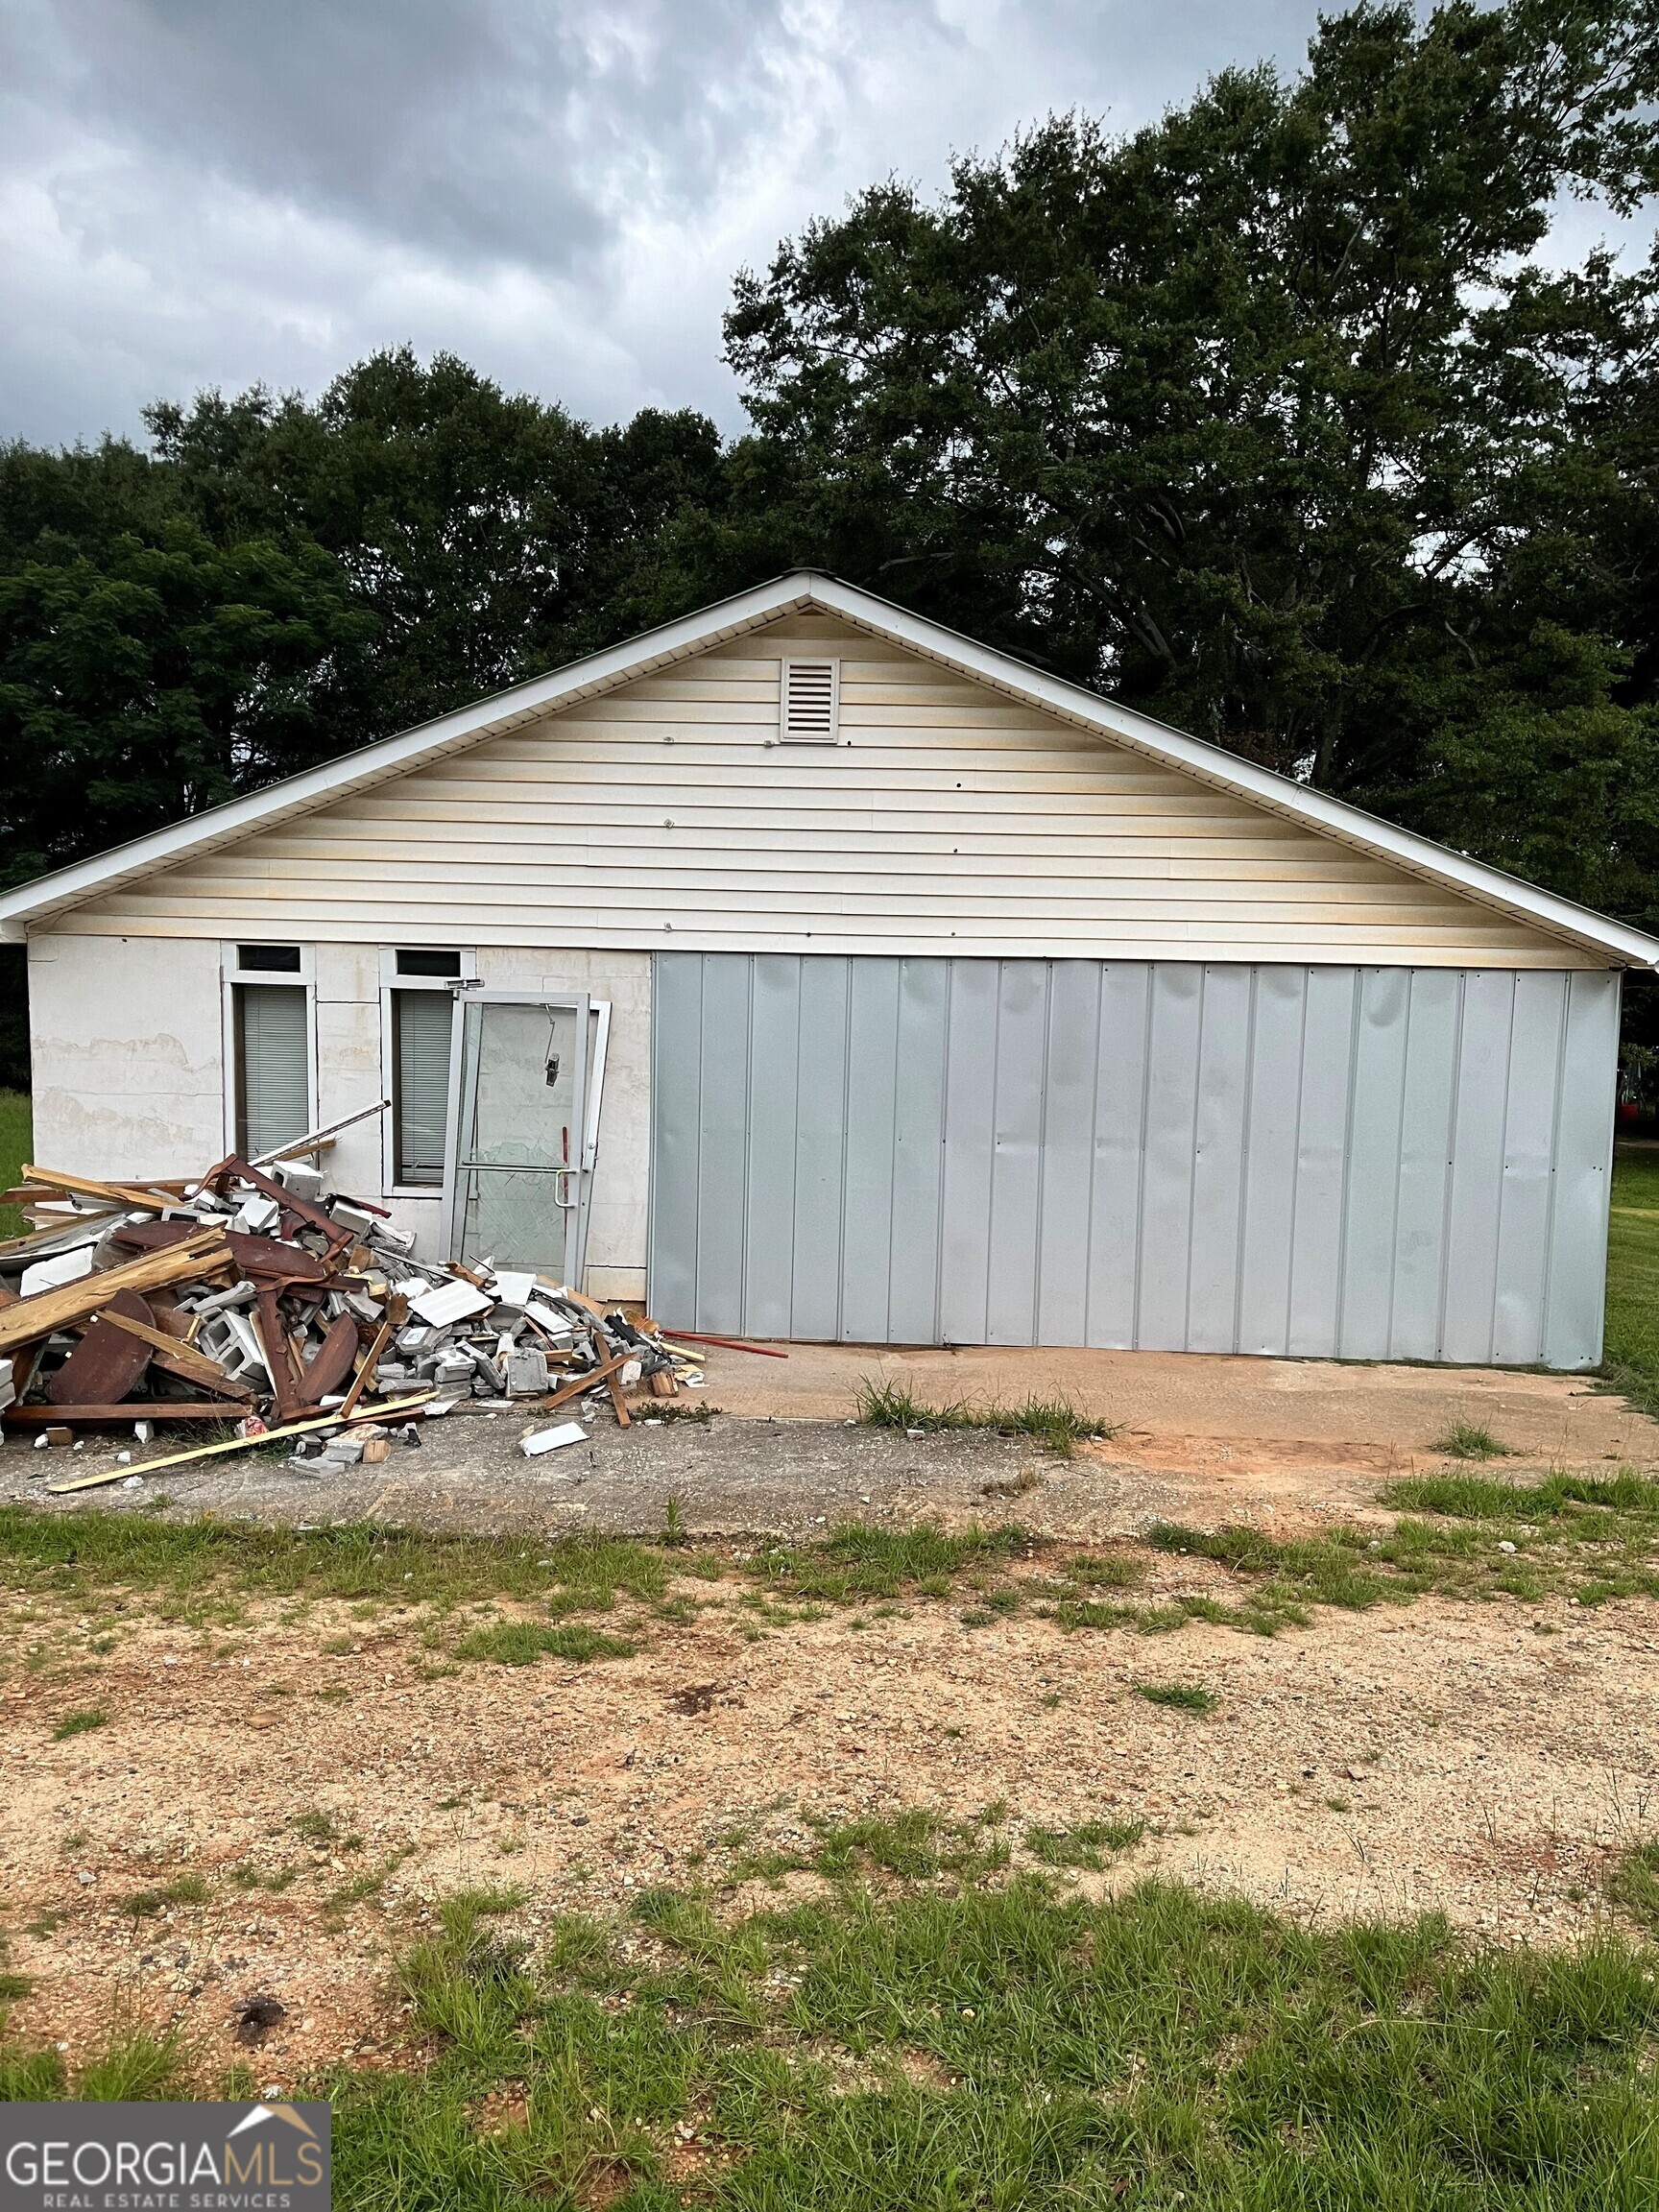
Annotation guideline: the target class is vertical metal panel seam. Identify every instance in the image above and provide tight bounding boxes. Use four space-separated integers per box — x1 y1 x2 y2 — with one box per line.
1333 969 1362 1357
982 963 1004 1345
1030 960 1054 1343
882 960 903 1343
738 955 757 1337
932 959 954 1345
1182 965 1209 1353
691 956 708 1323
1130 965 1155 1351
836 957 854 1342
1382 970 1414 1359
1081 961 1106 1346
1536 972 1572 1367
786 955 805 1339
1484 973 1520 1365
1433 972 1468 1361
1230 965 1260 1356
1282 971 1311 1354
646 954 661 1311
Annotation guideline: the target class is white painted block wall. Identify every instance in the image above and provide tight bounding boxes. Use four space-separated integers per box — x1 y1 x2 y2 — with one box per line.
25 933 653 1300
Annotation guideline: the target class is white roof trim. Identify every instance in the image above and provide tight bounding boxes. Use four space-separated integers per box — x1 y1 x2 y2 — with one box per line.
3 569 1654 967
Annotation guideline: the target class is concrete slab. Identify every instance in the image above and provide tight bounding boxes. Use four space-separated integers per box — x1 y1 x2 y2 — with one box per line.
679 1338 1659 1474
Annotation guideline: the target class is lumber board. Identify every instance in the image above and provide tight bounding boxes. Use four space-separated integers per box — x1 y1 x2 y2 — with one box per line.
0 1231 230 1355
537 1349 629 1415
7 1402 249 1424
45 1392 437 1492
24 1164 179 1211
338 1319 392 1419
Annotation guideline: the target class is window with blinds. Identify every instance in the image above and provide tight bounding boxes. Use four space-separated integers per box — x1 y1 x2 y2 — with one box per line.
393 989 454 1186
780 658 839 741
234 984 309 1158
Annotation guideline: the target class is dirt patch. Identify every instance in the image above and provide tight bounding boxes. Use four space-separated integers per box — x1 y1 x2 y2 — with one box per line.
4 1563 1657 2079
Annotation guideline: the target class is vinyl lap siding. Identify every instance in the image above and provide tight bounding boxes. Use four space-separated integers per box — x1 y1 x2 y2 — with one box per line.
66 615 1595 967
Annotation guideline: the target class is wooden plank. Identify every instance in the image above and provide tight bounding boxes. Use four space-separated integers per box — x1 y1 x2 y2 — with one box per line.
45 1288 155 1407
24 1164 180 1210
604 1367 632 1429
0 1232 230 1356
538 1350 629 1415
8 1402 249 1424
337 1319 393 1420
89 1305 252 1398
44 1392 437 1491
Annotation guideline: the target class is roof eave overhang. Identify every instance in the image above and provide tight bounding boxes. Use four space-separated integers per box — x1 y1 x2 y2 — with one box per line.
1 568 1653 971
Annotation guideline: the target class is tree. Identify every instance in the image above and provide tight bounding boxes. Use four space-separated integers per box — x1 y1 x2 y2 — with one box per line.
723 1 1659 862
146 349 729 743
0 523 372 887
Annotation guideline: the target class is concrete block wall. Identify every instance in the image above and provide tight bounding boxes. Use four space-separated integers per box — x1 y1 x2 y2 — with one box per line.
25 933 652 1301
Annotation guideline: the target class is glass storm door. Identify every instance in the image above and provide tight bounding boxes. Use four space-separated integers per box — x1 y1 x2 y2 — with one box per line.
444 994 590 1281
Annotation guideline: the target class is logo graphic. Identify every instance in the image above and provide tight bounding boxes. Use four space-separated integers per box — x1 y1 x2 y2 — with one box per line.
0 2100 330 2211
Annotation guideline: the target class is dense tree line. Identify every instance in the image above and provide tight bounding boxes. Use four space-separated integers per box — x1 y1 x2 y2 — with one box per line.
6 0 1659 1084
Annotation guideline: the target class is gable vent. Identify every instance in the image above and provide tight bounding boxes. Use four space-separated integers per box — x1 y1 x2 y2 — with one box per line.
780 658 839 742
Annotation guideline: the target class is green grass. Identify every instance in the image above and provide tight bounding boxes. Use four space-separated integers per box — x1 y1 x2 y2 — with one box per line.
452 1621 636 1668
1607 1839 1659 1933
49 1706 107 1741
856 1380 1118 1457
1431 1422 1513 1460
12 1864 1659 2209
1605 1144 1659 1416
1144 1474 1659 1615
0 1508 673 1621
0 1089 30 1239
1024 1818 1146 1869
126 1873 211 1917
745 1521 1027 1605
1133 1681 1217 1715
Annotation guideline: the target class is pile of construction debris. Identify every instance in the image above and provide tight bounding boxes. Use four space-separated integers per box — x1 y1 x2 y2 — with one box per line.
0 1144 711 1488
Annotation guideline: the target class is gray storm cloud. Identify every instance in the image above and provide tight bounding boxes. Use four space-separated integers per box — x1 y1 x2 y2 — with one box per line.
0 0 1325 444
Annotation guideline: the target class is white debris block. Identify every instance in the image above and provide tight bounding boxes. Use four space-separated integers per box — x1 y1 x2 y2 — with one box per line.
410 1278 493 1329
274 1160 326 1204
619 1358 643 1387
523 1302 575 1347
520 1422 586 1457
20 1243 96 1297
489 1269 537 1310
232 1193 282 1234
506 1346 550 1396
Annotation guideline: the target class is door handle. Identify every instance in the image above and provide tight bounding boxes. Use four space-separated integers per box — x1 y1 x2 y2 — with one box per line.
553 1169 580 1208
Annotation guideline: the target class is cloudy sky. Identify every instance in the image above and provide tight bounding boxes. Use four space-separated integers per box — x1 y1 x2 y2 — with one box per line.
0 0 1431 447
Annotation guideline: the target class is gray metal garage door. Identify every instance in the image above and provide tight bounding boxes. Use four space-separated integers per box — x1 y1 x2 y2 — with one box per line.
649 954 1619 1367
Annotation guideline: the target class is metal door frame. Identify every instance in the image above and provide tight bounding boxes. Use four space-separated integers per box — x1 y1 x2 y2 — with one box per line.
441 990 591 1283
